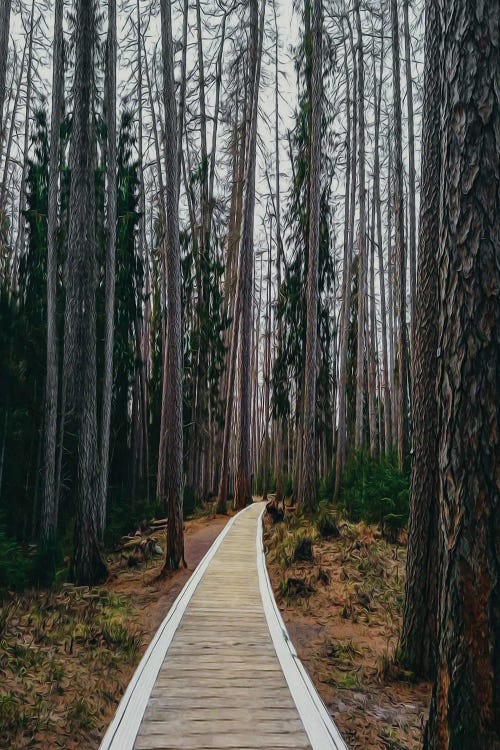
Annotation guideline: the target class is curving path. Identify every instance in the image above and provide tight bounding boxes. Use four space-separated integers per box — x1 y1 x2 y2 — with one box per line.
99 501 347 750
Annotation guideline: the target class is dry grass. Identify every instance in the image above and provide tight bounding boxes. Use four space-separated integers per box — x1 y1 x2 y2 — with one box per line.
264 509 431 750
0 586 142 748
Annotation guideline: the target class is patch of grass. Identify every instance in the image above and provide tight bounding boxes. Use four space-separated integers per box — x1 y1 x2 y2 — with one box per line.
279 576 315 600
266 519 317 569
67 697 99 730
0 693 24 731
314 502 340 539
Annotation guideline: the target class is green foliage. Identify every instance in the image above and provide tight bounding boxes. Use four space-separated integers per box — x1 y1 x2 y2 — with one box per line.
314 502 340 539
337 452 409 536
267 522 316 569
0 528 33 592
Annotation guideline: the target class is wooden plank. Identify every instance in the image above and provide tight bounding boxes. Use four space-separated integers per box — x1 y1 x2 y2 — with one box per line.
134 733 312 749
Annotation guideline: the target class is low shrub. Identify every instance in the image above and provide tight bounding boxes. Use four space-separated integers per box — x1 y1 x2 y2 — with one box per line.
0 527 33 592
337 452 409 536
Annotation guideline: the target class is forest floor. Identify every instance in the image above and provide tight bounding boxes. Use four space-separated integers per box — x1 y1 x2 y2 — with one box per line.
0 510 230 750
264 510 432 750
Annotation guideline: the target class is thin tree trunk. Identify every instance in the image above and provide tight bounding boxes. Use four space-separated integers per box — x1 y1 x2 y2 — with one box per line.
233 0 266 510
354 1 366 453
12 0 35 291
403 0 416 344
299 0 322 510
0 0 12 148
391 0 409 469
400 0 440 680
334 36 356 500
41 0 64 544
1 40 26 206
159 0 184 570
368 184 377 458
98 0 117 538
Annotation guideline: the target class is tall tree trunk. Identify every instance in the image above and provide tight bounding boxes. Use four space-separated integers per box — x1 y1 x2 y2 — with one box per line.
67 0 107 585
424 2 500 746
159 0 184 570
368 186 377 458
334 35 356 500
400 0 440 680
233 0 265 510
1 39 26 207
273 0 285 505
98 0 117 538
12 0 35 292
41 0 64 544
391 0 409 469
299 0 322 510
403 0 416 343
354 1 366 452
373 19 391 454
0 0 11 148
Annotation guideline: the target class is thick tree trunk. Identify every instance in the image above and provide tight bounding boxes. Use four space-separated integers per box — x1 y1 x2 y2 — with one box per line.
299 0 322 510
68 0 107 586
424 2 500 746
400 0 440 679
354 2 366 453
41 0 64 544
233 0 265 510
98 0 117 538
390 0 409 469
160 0 184 570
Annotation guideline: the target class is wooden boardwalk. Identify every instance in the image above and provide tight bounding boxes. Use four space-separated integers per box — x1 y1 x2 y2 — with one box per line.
100 502 347 750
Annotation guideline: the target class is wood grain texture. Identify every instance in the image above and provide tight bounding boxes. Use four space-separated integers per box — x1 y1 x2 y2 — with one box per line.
134 503 313 750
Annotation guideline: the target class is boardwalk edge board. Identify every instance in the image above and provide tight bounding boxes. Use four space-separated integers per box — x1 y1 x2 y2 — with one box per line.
256 506 349 750
99 503 256 750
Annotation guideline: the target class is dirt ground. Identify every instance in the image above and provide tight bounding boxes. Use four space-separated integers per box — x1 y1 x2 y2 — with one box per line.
264 513 431 750
0 512 230 750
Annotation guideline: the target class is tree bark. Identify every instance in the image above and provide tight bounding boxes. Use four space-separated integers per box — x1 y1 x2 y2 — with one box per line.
159 0 184 570
335 33 356 500
233 0 265 510
390 0 409 469
98 0 117 538
41 0 64 544
400 0 440 679
0 0 11 148
67 0 107 586
299 0 322 510
354 1 366 453
403 0 416 344
424 2 500 746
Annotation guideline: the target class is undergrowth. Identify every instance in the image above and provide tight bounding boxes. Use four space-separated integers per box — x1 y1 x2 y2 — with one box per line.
0 586 143 747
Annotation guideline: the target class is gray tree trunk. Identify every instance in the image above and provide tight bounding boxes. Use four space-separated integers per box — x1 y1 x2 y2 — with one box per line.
98 0 117 538
334 34 357 500
233 0 265 509
41 0 64 544
354 1 367 453
391 0 409 469
299 0 322 510
0 0 11 148
159 0 184 569
67 0 107 585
